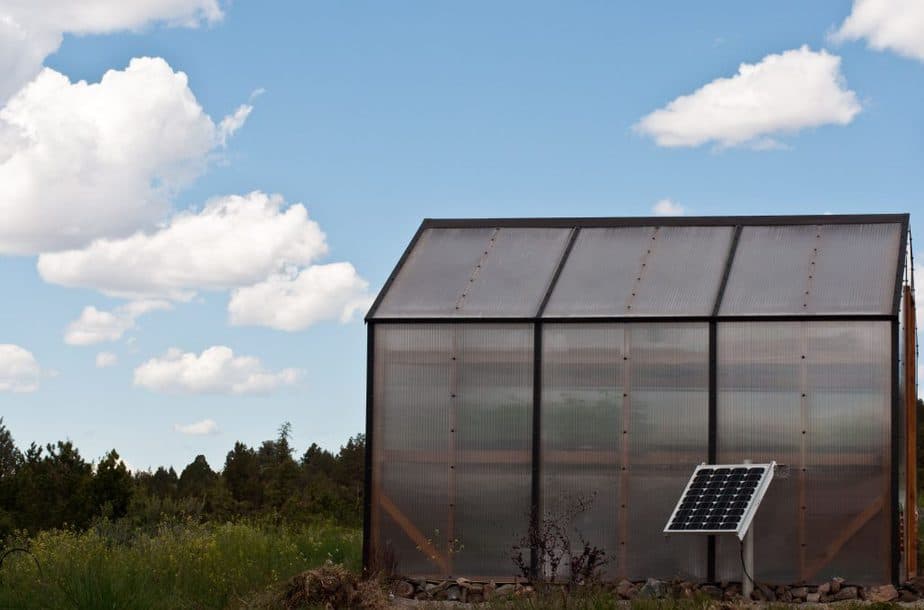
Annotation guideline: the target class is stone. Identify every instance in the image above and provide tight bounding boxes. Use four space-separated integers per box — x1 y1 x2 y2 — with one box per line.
444 585 461 601
791 586 808 599
806 592 821 603
777 586 793 603
468 591 484 603
900 589 919 603
908 575 924 595
495 584 516 597
817 582 831 595
392 580 415 598
830 576 845 594
616 579 635 599
426 581 448 593
758 583 777 602
722 583 740 601
482 582 496 600
866 584 898 602
832 586 858 601
699 585 725 599
455 577 471 588
637 578 668 599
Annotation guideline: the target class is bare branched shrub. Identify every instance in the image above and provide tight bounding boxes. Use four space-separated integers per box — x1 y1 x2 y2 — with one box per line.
511 493 608 588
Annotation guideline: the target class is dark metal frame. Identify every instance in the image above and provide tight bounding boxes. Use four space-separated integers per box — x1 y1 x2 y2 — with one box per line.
363 213 910 583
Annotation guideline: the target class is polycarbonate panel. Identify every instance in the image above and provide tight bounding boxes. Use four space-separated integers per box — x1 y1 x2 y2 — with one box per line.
373 227 569 318
543 226 733 317
452 327 534 576
373 325 453 576
719 224 902 315
541 323 708 581
372 323 533 578
716 321 891 585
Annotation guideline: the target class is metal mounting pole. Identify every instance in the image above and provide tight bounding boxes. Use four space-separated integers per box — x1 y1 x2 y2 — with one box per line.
742 525 754 599
742 458 754 599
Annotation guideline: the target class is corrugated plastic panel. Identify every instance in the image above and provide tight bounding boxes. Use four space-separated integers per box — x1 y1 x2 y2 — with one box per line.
452 326 534 576
543 226 732 317
719 224 902 315
373 324 453 576
373 227 569 318
716 321 891 585
372 323 533 578
541 324 623 580
541 323 708 581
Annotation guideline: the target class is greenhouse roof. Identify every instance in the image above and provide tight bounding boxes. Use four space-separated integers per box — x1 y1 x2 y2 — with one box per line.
367 214 909 320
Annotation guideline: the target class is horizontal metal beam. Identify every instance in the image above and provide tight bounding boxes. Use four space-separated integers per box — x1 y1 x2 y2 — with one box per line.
368 314 897 324
422 213 908 230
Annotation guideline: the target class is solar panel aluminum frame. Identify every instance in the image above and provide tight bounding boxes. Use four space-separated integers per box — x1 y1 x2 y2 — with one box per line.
663 462 776 541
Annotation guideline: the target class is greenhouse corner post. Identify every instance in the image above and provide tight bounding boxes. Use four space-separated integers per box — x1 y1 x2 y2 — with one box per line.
891 218 909 583
363 321 374 573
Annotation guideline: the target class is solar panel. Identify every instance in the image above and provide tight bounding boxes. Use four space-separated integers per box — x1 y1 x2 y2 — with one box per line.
663 462 775 540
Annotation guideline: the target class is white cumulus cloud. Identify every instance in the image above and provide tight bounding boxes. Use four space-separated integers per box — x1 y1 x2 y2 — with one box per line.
65 300 171 346
0 0 222 102
95 352 118 368
174 418 218 436
0 343 41 392
229 263 373 331
634 46 861 149
652 198 685 216
0 57 250 254
831 0 924 62
38 192 327 300
134 346 300 395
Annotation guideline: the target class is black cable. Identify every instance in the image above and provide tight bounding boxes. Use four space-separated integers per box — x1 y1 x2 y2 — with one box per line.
739 540 755 594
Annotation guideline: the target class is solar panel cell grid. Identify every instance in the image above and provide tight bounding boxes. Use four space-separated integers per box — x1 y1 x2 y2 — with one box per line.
664 464 773 535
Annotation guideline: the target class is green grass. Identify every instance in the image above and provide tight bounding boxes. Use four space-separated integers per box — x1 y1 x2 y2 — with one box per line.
0 519 360 610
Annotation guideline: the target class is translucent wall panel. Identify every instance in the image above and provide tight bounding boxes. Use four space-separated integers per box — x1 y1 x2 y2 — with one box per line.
541 323 709 581
543 226 732 317
374 228 570 318
720 224 902 315
372 324 533 578
716 321 891 585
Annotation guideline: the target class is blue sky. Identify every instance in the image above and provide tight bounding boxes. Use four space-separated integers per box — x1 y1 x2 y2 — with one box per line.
0 1 921 472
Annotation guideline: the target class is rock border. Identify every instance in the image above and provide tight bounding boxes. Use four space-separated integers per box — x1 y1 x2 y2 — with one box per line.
389 575 921 604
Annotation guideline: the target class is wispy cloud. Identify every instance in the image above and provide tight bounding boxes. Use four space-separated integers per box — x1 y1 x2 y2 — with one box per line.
652 199 685 216
173 419 219 436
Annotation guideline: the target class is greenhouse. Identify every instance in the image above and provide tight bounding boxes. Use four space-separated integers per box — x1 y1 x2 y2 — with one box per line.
363 213 915 585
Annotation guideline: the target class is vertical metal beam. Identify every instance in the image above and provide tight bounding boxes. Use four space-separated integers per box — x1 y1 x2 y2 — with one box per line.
798 325 809 581
530 227 576 578
892 318 901 584
362 323 375 573
904 285 918 577
706 225 738 583
707 321 717 582
530 321 542 578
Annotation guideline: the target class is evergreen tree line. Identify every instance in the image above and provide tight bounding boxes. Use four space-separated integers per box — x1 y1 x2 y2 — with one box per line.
0 420 364 539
